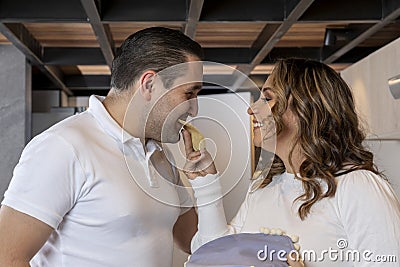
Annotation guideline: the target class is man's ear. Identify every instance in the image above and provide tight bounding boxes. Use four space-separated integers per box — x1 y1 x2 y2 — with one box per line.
139 70 156 101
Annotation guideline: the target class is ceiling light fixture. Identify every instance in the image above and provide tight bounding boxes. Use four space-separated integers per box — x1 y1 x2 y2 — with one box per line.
323 27 351 47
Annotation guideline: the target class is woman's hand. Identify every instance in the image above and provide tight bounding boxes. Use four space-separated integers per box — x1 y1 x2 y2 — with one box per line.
181 129 217 179
287 252 305 267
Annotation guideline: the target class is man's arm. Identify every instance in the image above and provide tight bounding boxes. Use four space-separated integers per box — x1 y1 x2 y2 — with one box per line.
172 207 198 254
0 205 53 267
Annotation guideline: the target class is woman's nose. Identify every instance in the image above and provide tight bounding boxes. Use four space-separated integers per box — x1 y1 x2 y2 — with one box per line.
247 106 253 115
247 102 257 115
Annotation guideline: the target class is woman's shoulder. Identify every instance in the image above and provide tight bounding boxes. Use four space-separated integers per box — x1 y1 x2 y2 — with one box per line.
335 169 395 199
336 169 383 185
336 169 384 187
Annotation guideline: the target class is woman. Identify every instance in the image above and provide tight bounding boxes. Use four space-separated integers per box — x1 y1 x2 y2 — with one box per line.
182 58 400 266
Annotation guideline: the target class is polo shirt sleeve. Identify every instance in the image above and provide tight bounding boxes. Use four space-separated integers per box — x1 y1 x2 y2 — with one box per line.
2 132 86 229
337 170 400 266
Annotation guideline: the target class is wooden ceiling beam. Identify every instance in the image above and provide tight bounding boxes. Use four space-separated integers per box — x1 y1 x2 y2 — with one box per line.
299 0 382 22
33 74 269 91
184 0 204 39
251 24 281 51
0 0 86 22
0 23 72 95
234 0 316 89
43 47 255 65
42 46 380 66
324 4 400 63
80 0 115 67
249 0 316 69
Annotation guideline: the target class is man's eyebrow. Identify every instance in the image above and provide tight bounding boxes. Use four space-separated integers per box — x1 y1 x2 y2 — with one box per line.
191 84 203 90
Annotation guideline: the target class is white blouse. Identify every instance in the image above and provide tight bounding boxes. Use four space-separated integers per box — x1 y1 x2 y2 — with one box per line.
190 170 400 267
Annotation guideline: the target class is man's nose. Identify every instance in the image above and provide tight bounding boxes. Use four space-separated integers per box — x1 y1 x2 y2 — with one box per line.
188 98 199 117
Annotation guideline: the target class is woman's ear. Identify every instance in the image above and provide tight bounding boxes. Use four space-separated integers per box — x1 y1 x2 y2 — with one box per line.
139 71 156 101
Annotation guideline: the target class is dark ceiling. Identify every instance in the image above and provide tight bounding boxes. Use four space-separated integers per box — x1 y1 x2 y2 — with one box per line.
0 0 399 96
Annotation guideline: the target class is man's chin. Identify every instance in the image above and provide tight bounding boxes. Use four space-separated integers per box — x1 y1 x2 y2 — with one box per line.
160 134 180 144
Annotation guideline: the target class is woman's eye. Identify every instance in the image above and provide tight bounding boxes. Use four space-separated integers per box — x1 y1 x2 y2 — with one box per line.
260 97 272 103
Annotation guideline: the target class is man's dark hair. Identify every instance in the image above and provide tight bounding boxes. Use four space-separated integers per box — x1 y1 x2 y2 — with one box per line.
111 27 204 91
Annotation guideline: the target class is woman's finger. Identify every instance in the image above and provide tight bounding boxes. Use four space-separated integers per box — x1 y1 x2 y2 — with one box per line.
287 252 304 267
187 151 201 161
182 129 194 156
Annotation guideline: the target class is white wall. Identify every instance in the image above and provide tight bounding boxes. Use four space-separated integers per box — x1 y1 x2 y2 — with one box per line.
364 140 400 199
171 92 253 266
341 37 400 139
0 45 31 201
341 37 400 199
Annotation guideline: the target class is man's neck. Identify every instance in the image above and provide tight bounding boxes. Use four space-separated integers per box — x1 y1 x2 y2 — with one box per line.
102 89 130 128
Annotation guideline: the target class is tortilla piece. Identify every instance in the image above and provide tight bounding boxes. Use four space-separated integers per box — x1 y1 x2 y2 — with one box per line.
179 119 206 151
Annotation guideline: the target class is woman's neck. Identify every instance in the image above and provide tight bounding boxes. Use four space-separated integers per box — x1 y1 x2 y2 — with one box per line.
277 144 304 174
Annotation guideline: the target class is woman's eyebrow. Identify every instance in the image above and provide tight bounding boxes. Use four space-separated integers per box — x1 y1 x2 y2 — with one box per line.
261 87 272 93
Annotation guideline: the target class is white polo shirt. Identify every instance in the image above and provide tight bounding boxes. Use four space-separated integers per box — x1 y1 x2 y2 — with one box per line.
2 95 192 267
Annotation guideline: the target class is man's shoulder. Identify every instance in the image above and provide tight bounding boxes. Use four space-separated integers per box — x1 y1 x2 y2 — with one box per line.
36 111 101 146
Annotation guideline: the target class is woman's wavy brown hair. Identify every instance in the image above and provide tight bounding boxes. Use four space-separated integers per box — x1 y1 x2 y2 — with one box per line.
259 58 381 220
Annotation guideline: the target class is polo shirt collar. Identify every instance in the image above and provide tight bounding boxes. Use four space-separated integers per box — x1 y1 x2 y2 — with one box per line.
87 95 162 157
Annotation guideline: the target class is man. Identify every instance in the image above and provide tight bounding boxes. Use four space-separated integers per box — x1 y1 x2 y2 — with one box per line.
0 27 204 266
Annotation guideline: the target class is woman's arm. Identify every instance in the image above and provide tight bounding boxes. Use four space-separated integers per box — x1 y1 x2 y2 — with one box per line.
189 173 249 251
181 128 253 252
